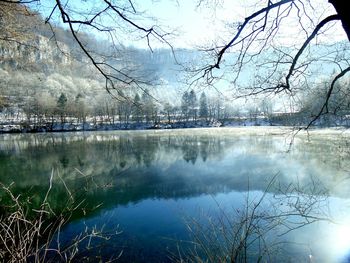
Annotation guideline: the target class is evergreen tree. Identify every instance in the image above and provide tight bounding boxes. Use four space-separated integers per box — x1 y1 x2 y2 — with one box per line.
57 93 67 109
199 92 208 120
132 93 142 123
57 93 67 124
188 89 198 121
181 91 190 121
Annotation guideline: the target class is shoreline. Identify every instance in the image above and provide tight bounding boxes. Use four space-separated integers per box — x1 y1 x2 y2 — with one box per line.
0 122 349 137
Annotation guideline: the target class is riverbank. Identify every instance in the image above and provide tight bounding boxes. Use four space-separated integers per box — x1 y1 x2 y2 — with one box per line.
1 117 349 134
0 118 274 134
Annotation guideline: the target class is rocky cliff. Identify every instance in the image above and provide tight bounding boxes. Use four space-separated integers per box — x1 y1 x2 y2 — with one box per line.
0 35 74 72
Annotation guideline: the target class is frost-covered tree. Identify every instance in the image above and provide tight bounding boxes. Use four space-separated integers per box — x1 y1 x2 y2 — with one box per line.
188 90 198 121
0 96 8 112
260 99 273 118
199 92 208 120
57 92 68 123
192 0 350 127
132 93 142 123
57 93 67 109
163 102 173 124
181 91 190 121
74 93 89 124
142 89 157 124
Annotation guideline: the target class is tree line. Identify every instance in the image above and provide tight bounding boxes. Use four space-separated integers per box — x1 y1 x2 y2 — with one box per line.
1 75 350 131
0 86 274 131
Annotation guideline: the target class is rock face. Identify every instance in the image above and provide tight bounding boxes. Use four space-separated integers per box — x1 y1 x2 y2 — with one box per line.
0 35 73 73
0 2 77 73
0 1 194 84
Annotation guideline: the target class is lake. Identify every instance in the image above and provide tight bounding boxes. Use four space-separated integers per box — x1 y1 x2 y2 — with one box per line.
1 127 350 262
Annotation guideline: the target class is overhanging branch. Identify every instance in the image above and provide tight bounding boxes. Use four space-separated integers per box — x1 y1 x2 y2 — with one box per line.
213 0 295 69
284 14 340 90
306 66 350 129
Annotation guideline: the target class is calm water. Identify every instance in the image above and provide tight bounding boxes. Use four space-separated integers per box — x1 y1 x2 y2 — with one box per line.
1 127 350 262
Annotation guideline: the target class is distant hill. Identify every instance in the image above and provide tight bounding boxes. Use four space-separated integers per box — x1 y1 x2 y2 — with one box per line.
0 2 197 106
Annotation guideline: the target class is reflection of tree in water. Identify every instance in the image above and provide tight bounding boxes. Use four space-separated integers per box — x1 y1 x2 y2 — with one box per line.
200 139 209 162
110 134 230 167
0 133 230 178
128 136 159 167
181 138 199 164
4 132 348 196
84 135 159 169
292 136 350 172
180 136 227 164
0 133 234 197
2 131 350 222
59 156 69 168
202 136 226 161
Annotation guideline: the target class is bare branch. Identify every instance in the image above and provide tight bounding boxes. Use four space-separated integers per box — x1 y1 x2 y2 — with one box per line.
306 66 350 128
213 0 295 70
284 14 340 90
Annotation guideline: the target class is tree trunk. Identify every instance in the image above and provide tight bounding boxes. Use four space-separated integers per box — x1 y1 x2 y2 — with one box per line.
329 0 350 41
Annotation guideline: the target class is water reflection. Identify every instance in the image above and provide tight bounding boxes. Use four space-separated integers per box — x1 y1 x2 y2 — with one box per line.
1 129 350 205
1 128 350 262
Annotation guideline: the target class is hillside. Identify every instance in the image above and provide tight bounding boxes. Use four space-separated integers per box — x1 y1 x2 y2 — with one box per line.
0 2 196 125
0 3 222 132
0 5 185 96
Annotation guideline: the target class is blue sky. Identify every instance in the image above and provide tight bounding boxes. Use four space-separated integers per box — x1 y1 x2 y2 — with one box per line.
31 0 236 48
30 0 347 49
